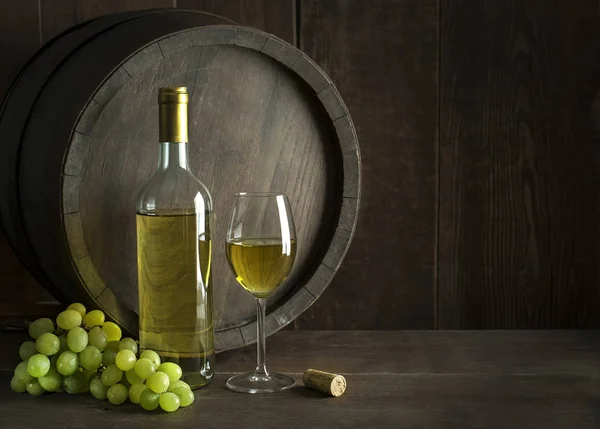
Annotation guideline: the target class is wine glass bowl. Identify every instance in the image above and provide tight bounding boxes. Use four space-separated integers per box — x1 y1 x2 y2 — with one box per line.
225 192 297 393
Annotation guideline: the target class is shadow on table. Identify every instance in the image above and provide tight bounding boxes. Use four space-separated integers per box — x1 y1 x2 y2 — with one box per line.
291 385 332 399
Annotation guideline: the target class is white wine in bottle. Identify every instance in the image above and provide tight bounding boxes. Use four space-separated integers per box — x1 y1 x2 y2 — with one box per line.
135 87 214 389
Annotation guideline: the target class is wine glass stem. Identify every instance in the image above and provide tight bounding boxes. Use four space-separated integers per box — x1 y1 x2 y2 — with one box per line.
255 297 269 376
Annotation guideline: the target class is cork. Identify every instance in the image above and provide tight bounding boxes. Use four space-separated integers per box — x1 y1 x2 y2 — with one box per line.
302 369 346 397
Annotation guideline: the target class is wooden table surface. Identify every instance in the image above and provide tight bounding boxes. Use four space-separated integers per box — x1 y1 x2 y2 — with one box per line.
1 330 599 428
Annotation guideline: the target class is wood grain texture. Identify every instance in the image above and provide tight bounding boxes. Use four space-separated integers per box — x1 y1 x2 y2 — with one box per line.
2 330 600 429
438 0 600 328
1 373 599 429
4 330 600 374
0 0 48 319
178 0 296 44
0 231 55 320
40 0 175 42
0 0 39 101
295 0 439 329
3 0 598 330
216 330 600 375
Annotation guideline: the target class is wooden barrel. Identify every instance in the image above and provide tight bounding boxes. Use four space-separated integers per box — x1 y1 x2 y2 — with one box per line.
0 9 179 301
0 9 360 352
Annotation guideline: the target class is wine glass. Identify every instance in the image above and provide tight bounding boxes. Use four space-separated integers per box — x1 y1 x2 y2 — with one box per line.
225 192 297 393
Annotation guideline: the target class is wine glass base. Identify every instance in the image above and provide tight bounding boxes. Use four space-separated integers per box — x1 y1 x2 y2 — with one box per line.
226 372 295 394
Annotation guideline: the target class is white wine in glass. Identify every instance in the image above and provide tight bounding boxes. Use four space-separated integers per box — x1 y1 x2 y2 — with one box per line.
225 192 297 393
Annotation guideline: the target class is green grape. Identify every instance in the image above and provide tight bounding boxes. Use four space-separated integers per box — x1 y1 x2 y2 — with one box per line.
147 371 169 394
159 392 180 412
27 354 50 378
172 386 194 407
57 310 82 330
90 377 109 400
67 302 86 318
38 367 62 392
67 326 88 352
14 361 34 384
134 358 156 379
101 365 123 387
118 337 138 354
26 379 45 396
79 345 102 371
83 309 105 327
63 372 88 394
88 326 108 351
19 341 37 361
56 351 79 376
105 341 120 352
102 350 117 367
102 322 122 342
157 362 182 383
115 349 136 371
28 318 54 339
128 383 146 404
107 383 128 405
126 369 144 385
35 332 60 356
11 376 27 393
140 389 160 411
140 350 161 367
168 380 191 392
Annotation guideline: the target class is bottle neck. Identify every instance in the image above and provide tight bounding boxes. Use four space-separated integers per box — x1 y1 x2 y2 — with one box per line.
159 101 188 143
158 142 190 170
158 96 189 171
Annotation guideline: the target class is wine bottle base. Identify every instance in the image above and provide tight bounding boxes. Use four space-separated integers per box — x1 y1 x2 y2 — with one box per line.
185 373 213 390
225 372 295 394
161 354 214 390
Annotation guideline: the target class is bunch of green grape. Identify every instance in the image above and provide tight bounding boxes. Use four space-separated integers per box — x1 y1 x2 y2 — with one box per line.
10 303 193 413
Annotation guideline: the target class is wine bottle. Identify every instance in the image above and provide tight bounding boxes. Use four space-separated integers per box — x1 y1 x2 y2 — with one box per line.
135 87 214 389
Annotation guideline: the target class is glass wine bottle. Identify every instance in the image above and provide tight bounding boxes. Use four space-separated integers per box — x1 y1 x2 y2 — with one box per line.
135 87 214 389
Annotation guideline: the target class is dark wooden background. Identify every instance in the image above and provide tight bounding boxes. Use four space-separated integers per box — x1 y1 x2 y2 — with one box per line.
2 0 599 330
